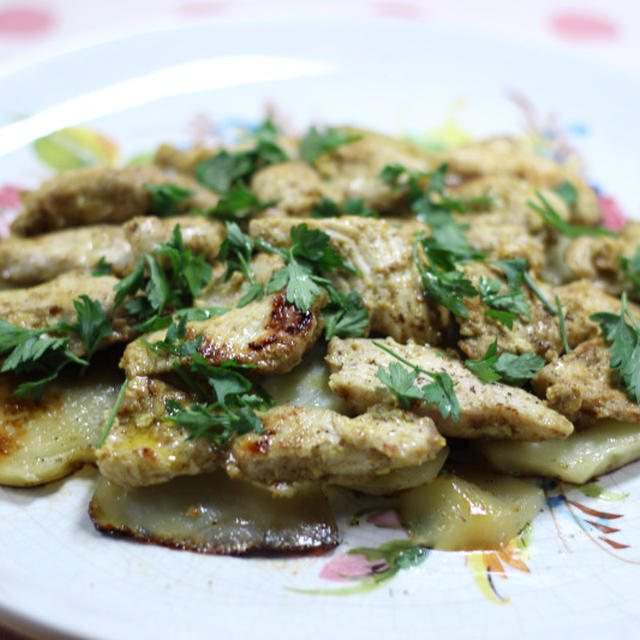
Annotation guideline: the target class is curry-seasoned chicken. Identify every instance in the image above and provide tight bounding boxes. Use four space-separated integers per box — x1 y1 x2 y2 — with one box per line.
564 221 640 297
250 161 330 218
311 128 435 213
97 376 445 491
120 214 226 274
438 138 601 226
0 225 132 285
457 264 640 362
0 215 226 285
532 338 640 426
11 165 219 235
0 272 135 355
120 291 325 378
195 253 284 309
327 337 573 440
249 216 449 345
226 404 445 487
448 176 569 234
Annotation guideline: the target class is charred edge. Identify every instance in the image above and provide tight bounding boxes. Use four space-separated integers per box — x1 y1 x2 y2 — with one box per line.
90 520 339 556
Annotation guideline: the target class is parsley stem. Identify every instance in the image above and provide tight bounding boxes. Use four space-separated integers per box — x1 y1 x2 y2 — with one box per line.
372 340 436 380
96 379 129 449
555 295 571 354
523 272 556 316
173 362 208 401
622 292 640 333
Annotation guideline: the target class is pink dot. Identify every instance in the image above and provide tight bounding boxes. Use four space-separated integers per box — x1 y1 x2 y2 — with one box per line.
550 11 618 41
179 2 230 18
598 195 627 231
371 2 423 19
0 185 21 210
0 6 54 37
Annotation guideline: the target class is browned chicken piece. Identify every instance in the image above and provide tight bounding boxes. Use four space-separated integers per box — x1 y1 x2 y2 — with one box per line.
0 272 135 355
96 375 222 489
97 375 445 491
249 216 449 345
327 337 573 440
154 143 220 174
118 215 226 275
311 128 435 213
465 217 545 273
195 253 284 309
11 166 219 235
0 225 133 285
250 161 328 218
438 138 601 226
227 404 445 487
448 176 570 233
564 221 640 297
457 264 639 362
120 291 325 378
533 338 640 426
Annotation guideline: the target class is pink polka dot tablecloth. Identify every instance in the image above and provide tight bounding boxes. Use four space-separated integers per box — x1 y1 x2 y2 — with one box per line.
0 0 638 76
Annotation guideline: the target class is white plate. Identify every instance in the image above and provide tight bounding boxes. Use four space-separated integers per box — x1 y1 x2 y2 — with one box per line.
0 16 640 640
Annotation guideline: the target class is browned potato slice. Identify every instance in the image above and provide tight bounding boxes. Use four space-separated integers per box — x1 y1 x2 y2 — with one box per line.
0 362 122 486
89 471 338 555
398 471 543 550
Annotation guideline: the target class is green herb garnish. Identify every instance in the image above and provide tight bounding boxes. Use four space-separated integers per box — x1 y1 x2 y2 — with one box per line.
373 340 460 421
591 292 640 401
299 127 361 164
145 183 193 217
464 339 545 386
92 256 112 277
311 197 379 219
528 190 616 239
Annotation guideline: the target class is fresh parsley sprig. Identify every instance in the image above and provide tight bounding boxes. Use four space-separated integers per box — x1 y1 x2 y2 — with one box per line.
380 163 492 221
299 127 361 164
218 222 265 307
113 224 212 331
263 223 359 311
492 258 557 316
0 294 113 399
372 340 460 421
322 288 369 340
619 249 640 297
164 355 273 444
591 292 640 401
202 183 274 223
311 197 379 219
464 339 545 387
145 183 193 217
478 276 531 329
528 190 616 239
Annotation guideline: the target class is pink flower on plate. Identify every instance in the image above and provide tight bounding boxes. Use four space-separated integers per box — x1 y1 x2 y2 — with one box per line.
0 184 21 210
319 553 387 583
599 194 628 231
550 11 618 42
0 7 54 37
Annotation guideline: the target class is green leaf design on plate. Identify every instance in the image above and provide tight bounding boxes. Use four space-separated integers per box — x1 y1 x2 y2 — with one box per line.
33 127 119 170
577 482 630 502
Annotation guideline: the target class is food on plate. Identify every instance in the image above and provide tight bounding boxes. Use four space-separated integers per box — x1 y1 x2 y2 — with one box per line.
0 121 638 555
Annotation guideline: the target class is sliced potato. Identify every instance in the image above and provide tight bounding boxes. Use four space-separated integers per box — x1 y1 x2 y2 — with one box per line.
476 420 640 484
398 471 543 550
335 447 449 495
0 362 122 486
90 471 338 555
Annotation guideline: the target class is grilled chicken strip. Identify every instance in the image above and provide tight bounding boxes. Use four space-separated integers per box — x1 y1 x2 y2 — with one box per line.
195 253 284 309
448 176 569 233
96 374 445 491
249 216 449 345
0 215 225 285
327 337 574 440
227 404 445 487
438 138 601 226
311 128 435 213
11 165 219 235
120 215 226 274
120 291 325 378
533 338 640 426
0 225 133 285
457 263 640 362
0 272 135 355
564 221 640 298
